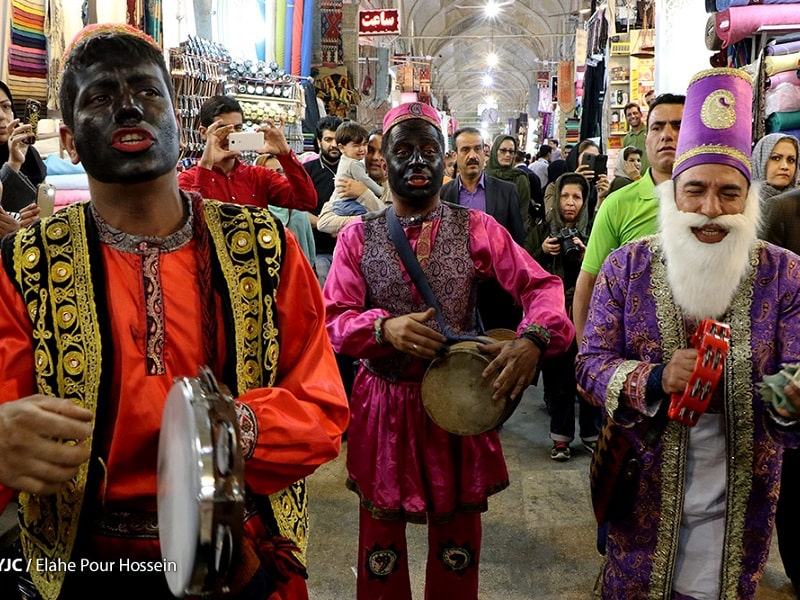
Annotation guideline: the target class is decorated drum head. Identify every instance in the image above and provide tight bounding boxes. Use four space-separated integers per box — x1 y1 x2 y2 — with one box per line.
421 341 508 436
157 368 244 598
158 379 201 597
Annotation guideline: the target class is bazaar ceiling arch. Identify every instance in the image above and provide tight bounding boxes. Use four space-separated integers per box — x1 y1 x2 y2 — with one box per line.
360 0 587 129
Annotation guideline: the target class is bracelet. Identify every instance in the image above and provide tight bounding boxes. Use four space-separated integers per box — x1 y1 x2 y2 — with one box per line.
518 324 551 354
374 316 387 345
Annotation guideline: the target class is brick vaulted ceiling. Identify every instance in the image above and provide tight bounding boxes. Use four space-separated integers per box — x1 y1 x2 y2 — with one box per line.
358 0 590 129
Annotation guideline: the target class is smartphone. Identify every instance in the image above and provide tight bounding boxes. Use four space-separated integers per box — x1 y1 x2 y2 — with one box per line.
594 154 608 177
580 153 596 171
37 182 56 218
21 99 41 145
228 131 264 152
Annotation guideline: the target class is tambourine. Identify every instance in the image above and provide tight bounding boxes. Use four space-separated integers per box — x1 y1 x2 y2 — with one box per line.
157 366 245 597
668 319 731 427
421 328 520 436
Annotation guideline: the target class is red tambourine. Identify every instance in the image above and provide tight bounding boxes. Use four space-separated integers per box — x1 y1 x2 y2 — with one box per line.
668 319 731 427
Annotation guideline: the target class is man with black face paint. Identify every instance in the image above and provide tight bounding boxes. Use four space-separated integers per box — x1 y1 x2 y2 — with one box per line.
0 24 348 600
323 102 573 600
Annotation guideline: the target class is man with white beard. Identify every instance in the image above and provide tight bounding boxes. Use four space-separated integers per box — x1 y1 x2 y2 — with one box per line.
576 68 800 600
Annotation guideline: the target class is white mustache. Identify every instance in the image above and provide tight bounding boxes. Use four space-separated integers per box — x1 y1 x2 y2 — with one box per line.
677 212 749 231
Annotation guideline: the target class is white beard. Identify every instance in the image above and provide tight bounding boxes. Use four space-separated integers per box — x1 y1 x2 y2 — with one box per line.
657 180 761 320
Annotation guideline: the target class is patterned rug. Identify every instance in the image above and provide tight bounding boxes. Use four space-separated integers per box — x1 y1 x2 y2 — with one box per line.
320 0 343 66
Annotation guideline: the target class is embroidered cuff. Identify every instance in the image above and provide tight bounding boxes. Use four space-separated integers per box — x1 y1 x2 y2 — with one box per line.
519 324 551 353
235 400 258 460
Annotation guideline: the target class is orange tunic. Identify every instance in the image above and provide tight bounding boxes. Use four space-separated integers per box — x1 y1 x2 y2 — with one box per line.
0 227 349 515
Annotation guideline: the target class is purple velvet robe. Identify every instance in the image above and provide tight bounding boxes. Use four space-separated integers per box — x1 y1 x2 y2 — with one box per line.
576 236 800 599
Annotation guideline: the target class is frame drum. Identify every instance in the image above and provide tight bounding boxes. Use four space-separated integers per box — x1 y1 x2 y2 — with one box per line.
421 330 521 436
157 367 245 597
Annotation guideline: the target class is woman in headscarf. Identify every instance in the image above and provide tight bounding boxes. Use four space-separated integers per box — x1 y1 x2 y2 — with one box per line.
0 80 46 215
608 145 643 194
485 133 530 226
751 132 799 209
544 139 609 219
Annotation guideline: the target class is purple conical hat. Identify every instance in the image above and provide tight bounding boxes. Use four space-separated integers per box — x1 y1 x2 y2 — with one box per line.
673 67 753 183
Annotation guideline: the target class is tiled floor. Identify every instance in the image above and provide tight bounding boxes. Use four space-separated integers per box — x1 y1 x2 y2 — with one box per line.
305 385 797 599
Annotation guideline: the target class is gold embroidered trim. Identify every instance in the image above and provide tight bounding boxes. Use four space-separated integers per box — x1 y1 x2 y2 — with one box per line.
719 243 757 597
674 144 751 174
647 237 757 598
606 360 641 418
649 238 687 599
13 205 102 600
203 201 309 565
687 67 753 88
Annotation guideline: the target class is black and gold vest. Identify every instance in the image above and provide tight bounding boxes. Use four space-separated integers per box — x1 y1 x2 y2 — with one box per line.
0 199 306 599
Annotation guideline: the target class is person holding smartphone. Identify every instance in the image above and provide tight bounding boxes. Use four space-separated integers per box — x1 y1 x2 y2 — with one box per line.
0 81 45 219
544 139 610 219
177 95 317 213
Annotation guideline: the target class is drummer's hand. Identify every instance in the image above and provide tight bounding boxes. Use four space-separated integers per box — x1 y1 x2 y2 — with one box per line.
0 395 93 495
382 307 448 358
478 337 542 401
662 349 698 395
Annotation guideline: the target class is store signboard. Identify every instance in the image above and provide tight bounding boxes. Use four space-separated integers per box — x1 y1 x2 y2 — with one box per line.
359 9 401 36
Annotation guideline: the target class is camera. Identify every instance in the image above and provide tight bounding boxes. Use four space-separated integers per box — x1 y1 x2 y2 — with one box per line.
552 227 582 261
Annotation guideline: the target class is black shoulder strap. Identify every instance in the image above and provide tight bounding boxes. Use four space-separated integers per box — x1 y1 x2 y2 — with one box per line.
385 206 484 344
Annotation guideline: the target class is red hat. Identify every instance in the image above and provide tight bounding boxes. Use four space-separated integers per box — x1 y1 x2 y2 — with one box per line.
64 23 161 61
382 102 441 134
673 67 753 183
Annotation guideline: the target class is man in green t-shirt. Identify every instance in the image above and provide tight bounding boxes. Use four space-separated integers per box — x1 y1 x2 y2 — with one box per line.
573 94 686 343
622 102 648 174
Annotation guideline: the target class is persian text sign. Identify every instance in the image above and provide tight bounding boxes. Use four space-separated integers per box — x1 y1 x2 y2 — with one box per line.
359 9 401 36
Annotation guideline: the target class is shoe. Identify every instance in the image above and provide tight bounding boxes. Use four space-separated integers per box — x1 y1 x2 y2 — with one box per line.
551 441 571 461
582 440 597 454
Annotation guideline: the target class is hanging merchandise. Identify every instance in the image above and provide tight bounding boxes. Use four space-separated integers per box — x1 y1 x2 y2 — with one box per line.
7 0 48 117
321 0 344 66
284 0 295 73
315 67 360 119
558 60 576 114
301 0 313 76
373 47 390 106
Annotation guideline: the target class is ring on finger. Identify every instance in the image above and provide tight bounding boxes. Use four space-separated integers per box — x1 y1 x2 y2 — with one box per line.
412 343 419 351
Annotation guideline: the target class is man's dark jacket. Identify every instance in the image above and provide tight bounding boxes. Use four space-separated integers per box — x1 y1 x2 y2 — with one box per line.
440 174 525 331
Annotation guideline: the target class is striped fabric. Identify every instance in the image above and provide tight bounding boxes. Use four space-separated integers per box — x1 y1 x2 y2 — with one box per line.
8 0 47 115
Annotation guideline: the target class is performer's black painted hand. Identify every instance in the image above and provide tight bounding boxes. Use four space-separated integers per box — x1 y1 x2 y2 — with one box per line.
479 337 541 401
382 307 447 358
0 395 92 495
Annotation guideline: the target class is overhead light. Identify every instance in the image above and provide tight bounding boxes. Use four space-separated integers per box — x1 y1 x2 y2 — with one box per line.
486 51 498 67
485 1 501 18
482 73 494 87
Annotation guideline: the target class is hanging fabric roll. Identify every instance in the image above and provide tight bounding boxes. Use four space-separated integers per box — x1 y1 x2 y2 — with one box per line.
301 0 313 76
284 0 295 73
292 0 303 75
275 0 286 67
264 0 276 62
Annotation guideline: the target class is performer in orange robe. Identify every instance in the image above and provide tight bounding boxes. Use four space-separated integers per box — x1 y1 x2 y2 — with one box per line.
0 24 348 600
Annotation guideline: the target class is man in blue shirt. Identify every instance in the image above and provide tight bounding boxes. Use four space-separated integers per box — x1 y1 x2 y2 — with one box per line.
440 126 524 330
